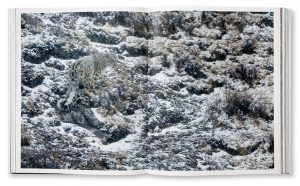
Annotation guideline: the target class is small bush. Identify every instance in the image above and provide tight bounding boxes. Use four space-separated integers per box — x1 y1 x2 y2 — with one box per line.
206 99 223 137
133 17 152 39
21 14 44 34
161 54 171 68
224 90 252 116
21 147 112 170
225 13 247 33
21 147 63 169
21 100 43 117
187 83 213 95
49 26 71 38
174 55 189 71
185 63 207 79
143 106 185 133
209 48 227 61
252 104 274 121
153 12 183 37
223 90 273 120
21 64 45 87
236 146 249 156
21 128 32 146
114 151 127 165
203 44 227 61
241 39 256 54
229 64 258 85
267 134 274 153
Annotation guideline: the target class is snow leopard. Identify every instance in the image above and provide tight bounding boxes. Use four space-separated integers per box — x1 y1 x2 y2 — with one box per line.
57 52 120 111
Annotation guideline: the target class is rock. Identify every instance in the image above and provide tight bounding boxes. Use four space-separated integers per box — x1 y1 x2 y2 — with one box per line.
22 42 54 64
21 63 45 88
121 103 136 115
21 13 44 34
145 106 185 132
260 16 273 27
134 63 149 75
151 11 183 37
23 39 89 64
44 59 65 70
224 12 247 33
120 37 148 56
168 81 185 91
21 100 43 117
111 12 135 27
222 30 241 41
51 42 90 60
187 83 213 95
53 118 61 126
86 29 121 44
202 44 227 61
132 15 152 39
192 26 222 40
148 57 163 76
106 127 131 144
174 55 189 71
198 38 211 50
21 85 32 96
208 139 262 156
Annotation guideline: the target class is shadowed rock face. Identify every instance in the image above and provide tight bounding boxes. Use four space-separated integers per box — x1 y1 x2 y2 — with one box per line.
21 63 45 88
21 11 274 171
86 30 121 45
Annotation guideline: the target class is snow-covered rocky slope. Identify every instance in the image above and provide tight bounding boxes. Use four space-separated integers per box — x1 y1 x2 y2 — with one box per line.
20 11 274 170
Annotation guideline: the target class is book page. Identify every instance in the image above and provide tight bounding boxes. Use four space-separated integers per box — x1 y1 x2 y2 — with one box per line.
145 7 282 176
14 8 149 175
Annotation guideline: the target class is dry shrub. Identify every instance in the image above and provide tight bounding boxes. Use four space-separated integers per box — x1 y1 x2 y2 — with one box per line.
21 128 32 146
224 90 252 116
206 98 223 137
114 150 127 165
223 90 273 120
21 14 44 34
229 64 258 85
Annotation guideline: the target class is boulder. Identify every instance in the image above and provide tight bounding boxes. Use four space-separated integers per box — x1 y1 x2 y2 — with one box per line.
21 63 45 88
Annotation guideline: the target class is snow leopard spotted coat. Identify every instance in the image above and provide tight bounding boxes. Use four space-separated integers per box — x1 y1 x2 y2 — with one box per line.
58 53 119 111
68 52 118 91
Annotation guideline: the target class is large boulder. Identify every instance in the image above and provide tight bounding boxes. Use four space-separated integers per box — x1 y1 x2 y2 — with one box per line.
120 36 148 56
86 29 121 45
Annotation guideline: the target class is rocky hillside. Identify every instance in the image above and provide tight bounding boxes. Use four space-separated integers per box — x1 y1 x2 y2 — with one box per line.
21 11 274 171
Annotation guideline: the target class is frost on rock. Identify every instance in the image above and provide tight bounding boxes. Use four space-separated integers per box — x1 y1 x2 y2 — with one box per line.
20 11 274 171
